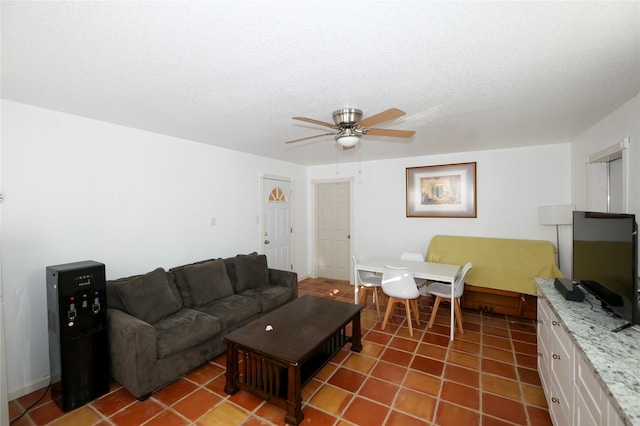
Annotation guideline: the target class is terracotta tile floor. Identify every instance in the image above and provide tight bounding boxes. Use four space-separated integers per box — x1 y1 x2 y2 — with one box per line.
9 278 552 425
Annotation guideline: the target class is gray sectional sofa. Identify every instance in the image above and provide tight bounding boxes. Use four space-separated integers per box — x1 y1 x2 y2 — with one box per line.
105 253 298 399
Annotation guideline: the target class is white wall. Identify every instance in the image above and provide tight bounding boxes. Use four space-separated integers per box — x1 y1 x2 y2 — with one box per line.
308 143 573 273
570 94 640 279
0 100 307 399
571 94 640 214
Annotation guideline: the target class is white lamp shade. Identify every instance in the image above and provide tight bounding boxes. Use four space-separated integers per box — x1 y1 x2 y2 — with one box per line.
538 204 575 225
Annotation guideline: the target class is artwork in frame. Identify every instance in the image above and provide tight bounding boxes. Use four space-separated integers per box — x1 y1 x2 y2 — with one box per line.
406 162 477 218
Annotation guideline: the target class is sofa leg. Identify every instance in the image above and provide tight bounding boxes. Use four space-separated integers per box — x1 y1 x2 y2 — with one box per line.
138 392 152 401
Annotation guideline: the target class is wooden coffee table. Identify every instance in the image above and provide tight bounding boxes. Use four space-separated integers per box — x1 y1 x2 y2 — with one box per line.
223 295 362 425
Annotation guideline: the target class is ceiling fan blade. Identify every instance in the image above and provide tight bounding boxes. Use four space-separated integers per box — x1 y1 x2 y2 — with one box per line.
285 132 335 144
357 108 406 127
364 128 416 138
292 116 337 128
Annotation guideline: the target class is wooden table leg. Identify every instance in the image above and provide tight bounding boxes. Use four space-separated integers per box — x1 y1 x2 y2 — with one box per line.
350 311 362 352
284 364 303 425
224 342 239 395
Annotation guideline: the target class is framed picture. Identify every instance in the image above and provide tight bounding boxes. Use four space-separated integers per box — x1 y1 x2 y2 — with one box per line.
406 162 477 218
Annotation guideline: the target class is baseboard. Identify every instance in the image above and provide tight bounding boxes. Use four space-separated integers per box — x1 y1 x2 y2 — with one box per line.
8 376 50 402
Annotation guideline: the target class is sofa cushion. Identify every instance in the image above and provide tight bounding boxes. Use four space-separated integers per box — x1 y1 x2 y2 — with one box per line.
172 269 195 308
113 267 182 324
235 253 270 292
181 259 234 306
222 257 237 291
154 309 222 359
196 294 261 329
239 286 292 313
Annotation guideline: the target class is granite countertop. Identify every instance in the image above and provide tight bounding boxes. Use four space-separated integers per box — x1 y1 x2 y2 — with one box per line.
536 279 640 426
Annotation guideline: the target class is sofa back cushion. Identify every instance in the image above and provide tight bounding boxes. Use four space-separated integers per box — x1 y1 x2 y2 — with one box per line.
235 253 270 292
112 267 182 324
223 257 237 290
180 259 234 306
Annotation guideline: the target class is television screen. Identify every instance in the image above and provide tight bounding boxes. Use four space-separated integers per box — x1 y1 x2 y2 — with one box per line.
572 211 638 326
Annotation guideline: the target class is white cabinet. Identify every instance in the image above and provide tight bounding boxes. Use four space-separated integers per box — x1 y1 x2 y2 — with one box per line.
575 349 605 425
537 296 573 425
537 295 627 426
575 353 626 426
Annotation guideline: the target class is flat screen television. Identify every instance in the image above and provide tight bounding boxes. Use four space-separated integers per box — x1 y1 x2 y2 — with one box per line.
572 211 639 328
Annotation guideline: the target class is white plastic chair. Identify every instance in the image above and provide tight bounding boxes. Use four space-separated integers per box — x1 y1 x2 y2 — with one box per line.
381 265 421 336
400 252 427 289
425 262 473 334
352 254 383 318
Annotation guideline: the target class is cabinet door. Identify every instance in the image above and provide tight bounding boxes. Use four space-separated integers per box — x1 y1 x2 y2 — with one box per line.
549 306 574 425
607 400 626 426
575 352 603 425
537 296 570 425
575 351 629 426
536 297 551 395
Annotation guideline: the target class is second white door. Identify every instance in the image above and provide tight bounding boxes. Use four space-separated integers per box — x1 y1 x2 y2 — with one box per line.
316 181 350 280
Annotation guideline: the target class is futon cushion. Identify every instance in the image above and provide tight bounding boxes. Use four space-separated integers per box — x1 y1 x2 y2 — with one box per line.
235 253 270 292
181 259 234 306
114 267 182 324
154 309 221 359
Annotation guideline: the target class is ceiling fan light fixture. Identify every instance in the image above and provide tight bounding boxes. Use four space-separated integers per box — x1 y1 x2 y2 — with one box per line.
336 134 361 147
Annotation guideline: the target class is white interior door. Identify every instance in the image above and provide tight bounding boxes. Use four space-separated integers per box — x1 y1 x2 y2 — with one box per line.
588 138 629 213
316 181 350 280
589 162 608 212
608 157 623 212
262 177 292 271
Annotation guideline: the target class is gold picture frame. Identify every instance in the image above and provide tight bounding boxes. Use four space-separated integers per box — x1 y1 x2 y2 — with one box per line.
406 162 477 218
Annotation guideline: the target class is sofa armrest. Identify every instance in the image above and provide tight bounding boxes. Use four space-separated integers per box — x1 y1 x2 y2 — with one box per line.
107 308 158 398
268 268 298 300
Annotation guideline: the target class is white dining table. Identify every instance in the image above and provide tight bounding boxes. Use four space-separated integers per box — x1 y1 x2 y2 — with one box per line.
355 257 461 341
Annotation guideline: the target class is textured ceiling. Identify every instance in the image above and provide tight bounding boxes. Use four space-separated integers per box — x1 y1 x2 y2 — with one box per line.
2 1 639 166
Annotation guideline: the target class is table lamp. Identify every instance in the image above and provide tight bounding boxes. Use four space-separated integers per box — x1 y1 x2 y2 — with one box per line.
538 204 575 267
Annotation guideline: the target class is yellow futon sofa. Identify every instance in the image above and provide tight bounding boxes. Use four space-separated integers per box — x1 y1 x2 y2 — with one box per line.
426 235 563 318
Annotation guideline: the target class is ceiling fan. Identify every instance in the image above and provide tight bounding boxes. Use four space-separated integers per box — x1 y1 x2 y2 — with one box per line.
285 108 416 149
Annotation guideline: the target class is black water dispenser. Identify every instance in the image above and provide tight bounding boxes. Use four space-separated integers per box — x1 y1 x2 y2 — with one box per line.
46 261 109 411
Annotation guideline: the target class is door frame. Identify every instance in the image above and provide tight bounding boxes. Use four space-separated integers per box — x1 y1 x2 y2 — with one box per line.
260 173 294 270
311 177 354 282
587 136 630 213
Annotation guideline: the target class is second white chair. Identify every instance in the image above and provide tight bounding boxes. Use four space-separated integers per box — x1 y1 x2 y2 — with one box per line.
381 265 421 336
352 254 383 318
425 262 473 334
